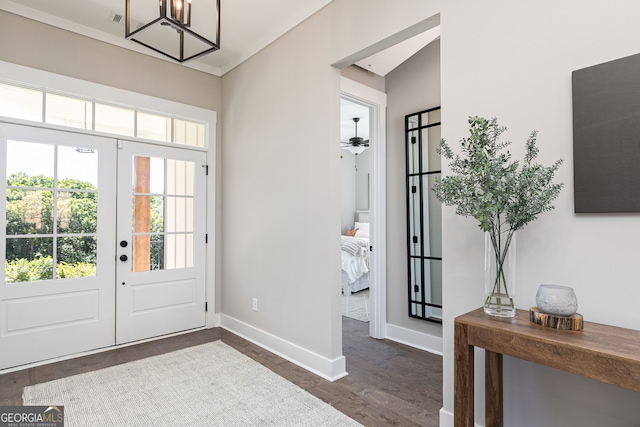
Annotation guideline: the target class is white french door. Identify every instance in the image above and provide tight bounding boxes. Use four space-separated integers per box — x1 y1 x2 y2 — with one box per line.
0 125 208 369
115 141 207 345
0 123 116 369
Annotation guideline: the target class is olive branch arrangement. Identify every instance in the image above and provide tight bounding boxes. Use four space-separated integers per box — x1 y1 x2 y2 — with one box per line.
432 116 564 309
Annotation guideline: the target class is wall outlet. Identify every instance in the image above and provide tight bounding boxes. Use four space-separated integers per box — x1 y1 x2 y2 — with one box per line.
252 298 258 312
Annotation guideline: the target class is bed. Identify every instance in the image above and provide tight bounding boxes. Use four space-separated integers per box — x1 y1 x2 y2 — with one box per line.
341 220 370 296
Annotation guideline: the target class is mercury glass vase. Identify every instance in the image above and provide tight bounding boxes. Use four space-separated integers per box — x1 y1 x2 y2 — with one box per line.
483 231 516 317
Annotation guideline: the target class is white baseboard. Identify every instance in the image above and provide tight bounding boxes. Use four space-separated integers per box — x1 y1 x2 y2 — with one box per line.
439 408 483 427
207 312 221 328
385 323 443 355
219 314 348 382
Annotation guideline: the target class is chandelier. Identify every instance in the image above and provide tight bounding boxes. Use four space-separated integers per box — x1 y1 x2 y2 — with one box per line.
126 0 220 63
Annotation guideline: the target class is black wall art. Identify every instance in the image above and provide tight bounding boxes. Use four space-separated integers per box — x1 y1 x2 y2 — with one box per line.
572 53 640 213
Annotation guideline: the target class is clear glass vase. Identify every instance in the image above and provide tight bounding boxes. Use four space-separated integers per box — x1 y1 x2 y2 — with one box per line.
484 231 516 317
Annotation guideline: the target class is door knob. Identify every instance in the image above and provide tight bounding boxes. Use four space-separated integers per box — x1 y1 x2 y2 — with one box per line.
120 254 128 262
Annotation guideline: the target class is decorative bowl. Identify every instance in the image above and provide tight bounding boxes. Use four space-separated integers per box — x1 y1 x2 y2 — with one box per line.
535 284 578 317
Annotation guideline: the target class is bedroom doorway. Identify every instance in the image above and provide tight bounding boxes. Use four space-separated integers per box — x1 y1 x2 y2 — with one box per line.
340 77 387 339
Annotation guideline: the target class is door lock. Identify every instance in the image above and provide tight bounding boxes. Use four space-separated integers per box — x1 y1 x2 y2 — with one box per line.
119 254 128 262
120 240 128 248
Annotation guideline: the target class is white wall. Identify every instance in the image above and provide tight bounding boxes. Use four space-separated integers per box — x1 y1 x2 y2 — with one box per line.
220 0 442 376
440 2 640 425
355 148 370 212
340 148 369 234
341 149 356 234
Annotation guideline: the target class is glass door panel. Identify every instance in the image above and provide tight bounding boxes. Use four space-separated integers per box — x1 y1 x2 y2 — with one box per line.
116 141 206 345
0 123 116 369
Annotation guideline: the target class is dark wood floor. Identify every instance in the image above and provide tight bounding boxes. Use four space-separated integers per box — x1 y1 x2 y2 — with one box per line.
0 317 442 426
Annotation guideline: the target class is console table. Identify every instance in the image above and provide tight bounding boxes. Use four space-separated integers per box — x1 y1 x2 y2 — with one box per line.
454 308 640 427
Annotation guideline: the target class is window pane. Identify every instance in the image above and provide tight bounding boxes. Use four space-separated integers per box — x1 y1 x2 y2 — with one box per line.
166 159 194 196
174 119 204 147
137 112 171 142
150 234 165 271
95 103 134 136
45 93 93 130
132 156 165 195
150 195 165 233
57 192 98 234
6 141 54 183
0 83 42 122
6 190 54 235
166 196 193 233
58 146 98 190
5 238 53 283
57 236 96 278
165 233 193 269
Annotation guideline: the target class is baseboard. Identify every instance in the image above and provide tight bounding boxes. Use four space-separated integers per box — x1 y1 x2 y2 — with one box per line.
207 312 221 328
439 408 483 427
385 323 443 355
219 314 348 382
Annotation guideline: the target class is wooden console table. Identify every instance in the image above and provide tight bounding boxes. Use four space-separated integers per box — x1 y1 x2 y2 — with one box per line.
454 308 640 427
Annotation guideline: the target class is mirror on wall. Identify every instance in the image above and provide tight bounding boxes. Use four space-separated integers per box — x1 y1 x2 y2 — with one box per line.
405 107 442 323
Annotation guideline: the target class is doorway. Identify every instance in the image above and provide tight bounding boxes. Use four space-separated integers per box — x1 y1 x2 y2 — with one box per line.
0 123 207 369
340 77 387 339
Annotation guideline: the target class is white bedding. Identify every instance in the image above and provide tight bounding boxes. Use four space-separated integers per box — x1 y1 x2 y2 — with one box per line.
340 236 370 285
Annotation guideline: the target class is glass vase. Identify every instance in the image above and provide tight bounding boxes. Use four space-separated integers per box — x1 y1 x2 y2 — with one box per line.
484 231 516 317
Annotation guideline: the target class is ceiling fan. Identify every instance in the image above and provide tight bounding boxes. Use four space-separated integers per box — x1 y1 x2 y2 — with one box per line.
341 117 369 154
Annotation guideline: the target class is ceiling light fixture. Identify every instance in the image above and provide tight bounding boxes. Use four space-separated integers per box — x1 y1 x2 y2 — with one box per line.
342 145 367 155
125 0 220 63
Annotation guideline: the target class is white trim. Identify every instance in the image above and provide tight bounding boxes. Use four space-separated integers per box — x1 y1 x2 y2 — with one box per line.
0 61 216 128
219 314 348 382
340 77 387 339
385 323 443 356
439 408 483 427
0 60 217 332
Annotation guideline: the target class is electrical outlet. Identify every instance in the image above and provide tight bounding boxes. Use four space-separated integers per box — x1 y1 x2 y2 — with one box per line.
252 298 258 311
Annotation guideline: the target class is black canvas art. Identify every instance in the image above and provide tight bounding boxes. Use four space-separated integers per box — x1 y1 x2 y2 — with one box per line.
572 53 640 213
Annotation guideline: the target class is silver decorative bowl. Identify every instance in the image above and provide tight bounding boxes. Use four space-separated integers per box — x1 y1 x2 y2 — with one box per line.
535 284 578 316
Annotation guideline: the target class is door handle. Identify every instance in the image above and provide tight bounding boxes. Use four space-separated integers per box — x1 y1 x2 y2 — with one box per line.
120 254 128 262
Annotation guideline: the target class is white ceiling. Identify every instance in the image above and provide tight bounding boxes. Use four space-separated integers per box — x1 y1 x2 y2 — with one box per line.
1 0 438 79
0 0 333 76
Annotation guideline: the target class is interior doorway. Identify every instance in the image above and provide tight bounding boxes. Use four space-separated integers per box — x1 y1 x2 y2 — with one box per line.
340 77 387 339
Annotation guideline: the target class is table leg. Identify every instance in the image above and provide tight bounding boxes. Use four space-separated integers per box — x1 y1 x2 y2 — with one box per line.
454 321 474 427
485 350 503 427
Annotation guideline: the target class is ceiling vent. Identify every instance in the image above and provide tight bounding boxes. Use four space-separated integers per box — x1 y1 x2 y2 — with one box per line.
109 11 144 31
108 11 123 24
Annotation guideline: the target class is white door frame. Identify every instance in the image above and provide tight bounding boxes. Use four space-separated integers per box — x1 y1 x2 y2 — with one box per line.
340 77 387 339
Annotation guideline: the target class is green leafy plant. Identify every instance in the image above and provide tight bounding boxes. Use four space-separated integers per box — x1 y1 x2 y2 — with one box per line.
432 116 563 312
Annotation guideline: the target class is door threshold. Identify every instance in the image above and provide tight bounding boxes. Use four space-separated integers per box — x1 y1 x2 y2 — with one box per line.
0 326 207 375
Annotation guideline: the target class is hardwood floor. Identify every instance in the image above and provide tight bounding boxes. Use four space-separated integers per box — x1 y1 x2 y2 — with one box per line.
0 317 443 426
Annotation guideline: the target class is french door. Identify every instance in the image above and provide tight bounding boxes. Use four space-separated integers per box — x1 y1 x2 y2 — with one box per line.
0 124 207 369
115 141 207 344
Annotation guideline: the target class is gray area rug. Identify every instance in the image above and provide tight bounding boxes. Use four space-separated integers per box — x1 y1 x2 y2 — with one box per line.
342 289 370 322
23 341 362 427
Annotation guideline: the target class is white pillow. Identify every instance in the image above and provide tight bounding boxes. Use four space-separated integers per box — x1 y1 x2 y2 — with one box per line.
354 222 370 238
